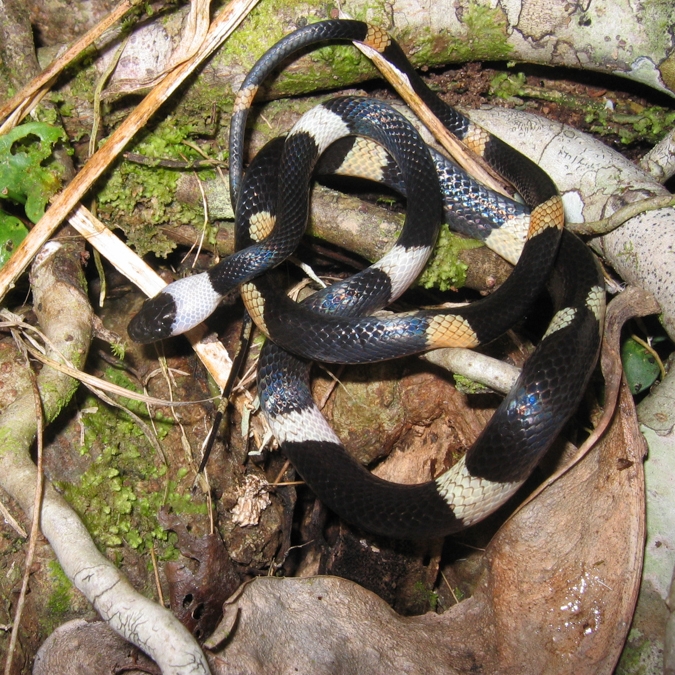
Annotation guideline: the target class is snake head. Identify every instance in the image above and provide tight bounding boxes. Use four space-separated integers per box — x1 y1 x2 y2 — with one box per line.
127 291 178 343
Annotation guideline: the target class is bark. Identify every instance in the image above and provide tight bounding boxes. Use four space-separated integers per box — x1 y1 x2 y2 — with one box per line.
467 107 675 342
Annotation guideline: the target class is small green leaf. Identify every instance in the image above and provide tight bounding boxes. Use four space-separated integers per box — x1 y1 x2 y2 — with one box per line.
0 211 28 268
0 122 66 223
621 337 660 395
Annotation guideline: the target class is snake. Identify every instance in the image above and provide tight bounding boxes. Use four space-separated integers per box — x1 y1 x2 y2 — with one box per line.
128 20 605 539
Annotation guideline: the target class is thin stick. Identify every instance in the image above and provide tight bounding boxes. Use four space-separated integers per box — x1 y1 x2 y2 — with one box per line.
150 544 165 607
348 28 511 198
69 206 233 390
0 499 26 538
630 333 666 381
569 194 675 236
272 459 292 485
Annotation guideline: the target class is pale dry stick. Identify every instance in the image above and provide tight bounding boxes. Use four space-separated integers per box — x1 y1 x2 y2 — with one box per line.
69 205 233 388
0 0 261 309
0 499 26 538
0 0 137 131
345 19 511 198
150 544 166 607
180 172 211 268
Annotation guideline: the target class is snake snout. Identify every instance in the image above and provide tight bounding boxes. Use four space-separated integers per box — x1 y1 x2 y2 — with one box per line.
127 292 178 343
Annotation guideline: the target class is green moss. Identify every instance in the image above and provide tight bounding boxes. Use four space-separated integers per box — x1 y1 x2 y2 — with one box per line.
418 225 483 291
490 71 675 146
57 369 205 554
223 1 512 99
586 105 675 145
96 116 216 257
219 0 379 98
400 2 512 67
44 560 74 632
453 373 491 395
222 0 301 66
413 581 439 611
615 628 662 674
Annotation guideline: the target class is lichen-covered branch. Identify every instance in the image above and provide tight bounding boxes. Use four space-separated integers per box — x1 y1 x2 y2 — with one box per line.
0 240 210 675
467 107 675 342
31 0 674 147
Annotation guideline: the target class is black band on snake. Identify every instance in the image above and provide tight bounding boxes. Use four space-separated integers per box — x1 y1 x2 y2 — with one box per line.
128 20 605 539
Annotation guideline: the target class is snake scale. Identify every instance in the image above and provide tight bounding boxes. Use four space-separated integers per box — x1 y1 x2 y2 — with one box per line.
128 20 605 539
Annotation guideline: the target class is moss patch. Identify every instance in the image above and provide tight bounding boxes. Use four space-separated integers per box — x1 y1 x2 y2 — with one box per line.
418 225 484 291
400 2 512 68
96 117 217 257
219 0 379 97
57 368 206 557
45 560 73 621
490 71 675 146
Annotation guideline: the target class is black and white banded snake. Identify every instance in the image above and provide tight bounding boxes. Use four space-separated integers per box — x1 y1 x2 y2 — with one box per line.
128 20 605 539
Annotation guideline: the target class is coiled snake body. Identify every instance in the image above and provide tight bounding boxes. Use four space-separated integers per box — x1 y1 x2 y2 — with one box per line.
128 20 605 539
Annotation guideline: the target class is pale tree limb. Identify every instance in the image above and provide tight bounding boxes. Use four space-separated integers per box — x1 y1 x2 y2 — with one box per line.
467 107 675 342
2 345 45 675
31 0 675 129
421 349 518 395
0 240 211 674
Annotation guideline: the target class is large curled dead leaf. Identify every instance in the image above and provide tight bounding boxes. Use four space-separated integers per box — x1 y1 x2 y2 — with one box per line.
199 380 643 675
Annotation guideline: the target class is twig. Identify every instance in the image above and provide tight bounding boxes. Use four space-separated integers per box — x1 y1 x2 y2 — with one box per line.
67 206 234 390
343 9 512 199
150 544 165 607
630 333 667 382
0 0 261 309
123 152 227 169
0 499 26 538
0 308 214 407
569 194 675 236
